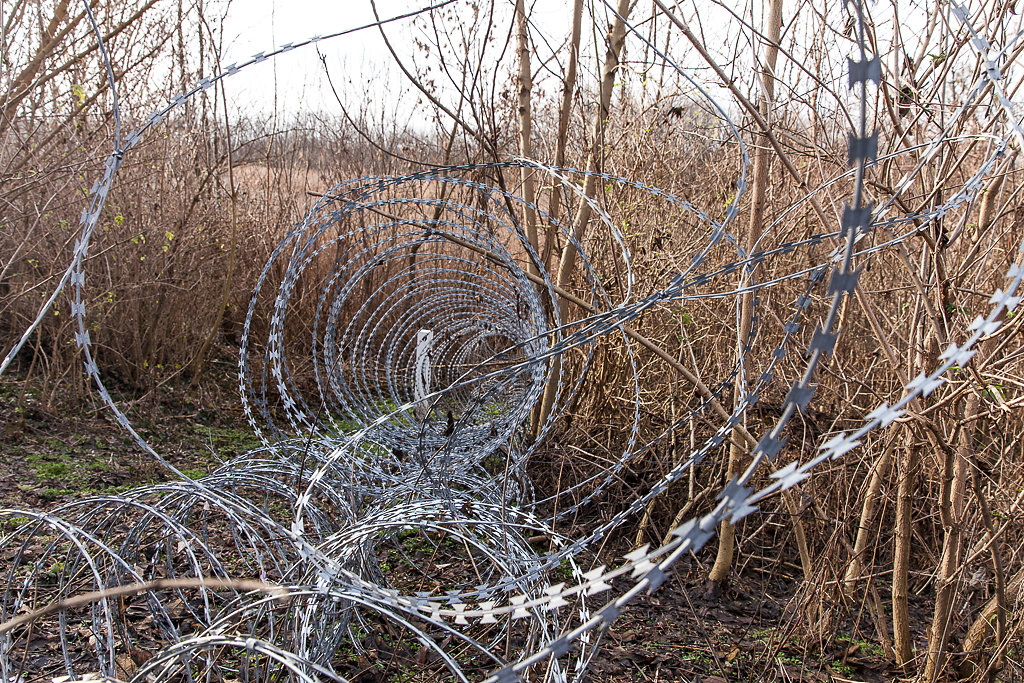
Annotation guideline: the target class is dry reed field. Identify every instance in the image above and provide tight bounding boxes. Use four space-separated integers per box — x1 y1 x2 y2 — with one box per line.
2 1 1024 682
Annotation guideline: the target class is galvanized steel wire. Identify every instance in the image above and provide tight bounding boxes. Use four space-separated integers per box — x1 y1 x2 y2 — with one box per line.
2 1 1024 682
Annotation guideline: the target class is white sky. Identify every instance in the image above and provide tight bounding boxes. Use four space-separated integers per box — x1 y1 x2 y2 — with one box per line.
208 0 995 139
219 0 576 120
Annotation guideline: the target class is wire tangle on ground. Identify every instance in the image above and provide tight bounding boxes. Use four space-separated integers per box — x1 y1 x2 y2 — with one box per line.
2 1 1023 681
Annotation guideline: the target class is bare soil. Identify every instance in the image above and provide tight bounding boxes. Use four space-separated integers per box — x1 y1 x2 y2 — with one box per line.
0 369 900 682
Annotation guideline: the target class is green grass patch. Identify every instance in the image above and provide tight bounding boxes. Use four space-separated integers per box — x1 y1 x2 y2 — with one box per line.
835 634 884 658
192 423 262 454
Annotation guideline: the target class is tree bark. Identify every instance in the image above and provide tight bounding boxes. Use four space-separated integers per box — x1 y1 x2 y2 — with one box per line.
707 0 784 587
919 395 973 682
892 435 919 668
0 0 74 135
959 568 1021 679
844 436 896 594
542 0 585 272
534 0 631 431
514 0 540 279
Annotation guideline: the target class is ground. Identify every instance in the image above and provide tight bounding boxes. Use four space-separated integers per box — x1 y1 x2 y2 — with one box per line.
0 371 899 682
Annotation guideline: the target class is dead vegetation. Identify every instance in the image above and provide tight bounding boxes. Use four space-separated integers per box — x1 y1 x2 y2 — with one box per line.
2 1 1024 681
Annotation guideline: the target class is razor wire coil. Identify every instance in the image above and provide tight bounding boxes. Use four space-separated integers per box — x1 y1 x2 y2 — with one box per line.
2 1 1024 682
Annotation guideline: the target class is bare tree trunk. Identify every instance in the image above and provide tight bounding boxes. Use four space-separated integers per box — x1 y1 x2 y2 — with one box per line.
844 437 896 594
534 0 631 431
707 0 784 588
959 565 1021 680
542 0 584 272
0 0 74 134
0 0 160 139
514 0 539 279
922 176 1005 680
920 395 974 681
893 433 919 668
892 302 932 668
530 0 583 436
